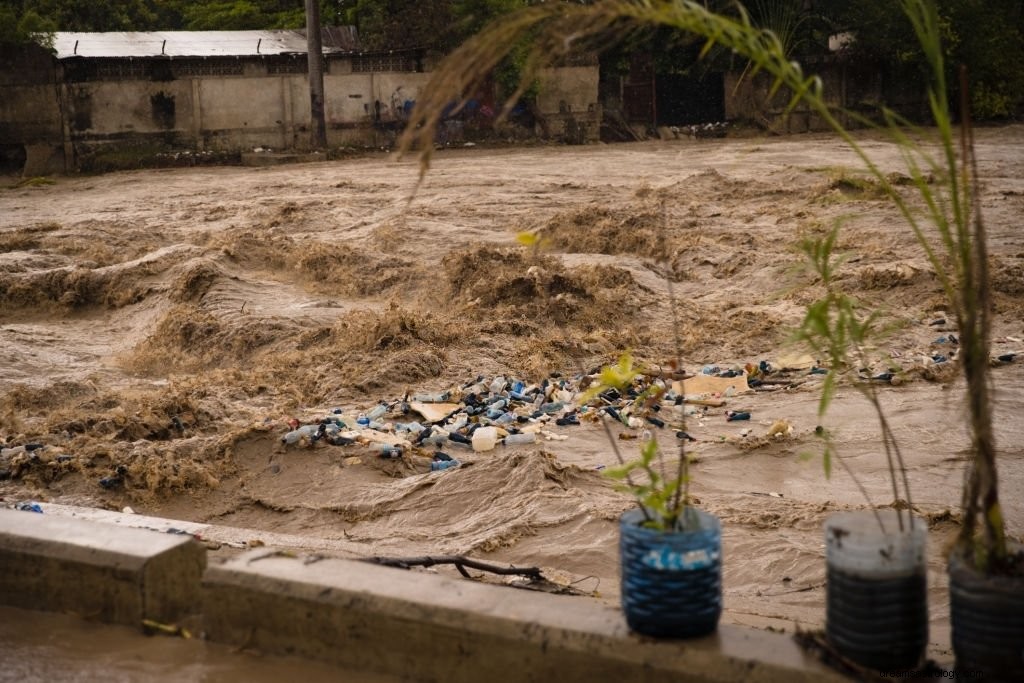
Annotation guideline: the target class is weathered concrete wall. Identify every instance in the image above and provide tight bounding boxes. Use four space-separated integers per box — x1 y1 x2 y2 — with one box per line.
1 48 602 171
1 504 853 682
538 66 601 143
0 509 205 626
204 549 848 683
0 43 65 173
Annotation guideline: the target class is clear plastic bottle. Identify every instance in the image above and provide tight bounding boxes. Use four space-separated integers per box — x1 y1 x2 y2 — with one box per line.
281 424 319 445
504 432 536 446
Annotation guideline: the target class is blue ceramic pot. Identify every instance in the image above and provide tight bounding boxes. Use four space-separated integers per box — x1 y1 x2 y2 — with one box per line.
619 506 722 638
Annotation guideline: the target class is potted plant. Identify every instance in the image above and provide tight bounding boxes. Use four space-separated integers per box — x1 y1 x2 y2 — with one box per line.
397 0 1022 669
580 352 722 638
794 228 929 669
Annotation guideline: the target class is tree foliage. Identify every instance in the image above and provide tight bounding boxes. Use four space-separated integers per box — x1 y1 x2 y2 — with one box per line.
819 0 1024 118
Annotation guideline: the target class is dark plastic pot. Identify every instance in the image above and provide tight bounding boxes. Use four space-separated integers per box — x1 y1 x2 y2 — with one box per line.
825 511 928 671
948 544 1024 683
619 506 721 638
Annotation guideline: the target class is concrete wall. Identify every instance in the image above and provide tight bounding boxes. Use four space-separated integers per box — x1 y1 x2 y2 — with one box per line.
2 51 600 171
0 505 851 683
0 44 65 174
538 66 601 143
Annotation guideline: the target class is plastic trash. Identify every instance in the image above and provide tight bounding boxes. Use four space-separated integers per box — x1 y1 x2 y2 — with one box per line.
421 429 450 447
99 476 123 490
371 443 403 458
725 411 751 422
504 432 536 446
430 458 460 471
472 426 498 452
489 376 507 394
367 403 388 420
281 424 319 445
411 392 450 403
16 502 43 513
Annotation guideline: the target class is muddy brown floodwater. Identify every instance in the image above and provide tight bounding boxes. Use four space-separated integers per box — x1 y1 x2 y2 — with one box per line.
2 128 1024 675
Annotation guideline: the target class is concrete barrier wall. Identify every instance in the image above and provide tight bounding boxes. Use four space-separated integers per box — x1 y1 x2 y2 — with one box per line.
0 509 205 626
0 506 849 683
203 549 846 683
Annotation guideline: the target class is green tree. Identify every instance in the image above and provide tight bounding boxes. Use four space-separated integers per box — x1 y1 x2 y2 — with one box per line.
819 0 1024 118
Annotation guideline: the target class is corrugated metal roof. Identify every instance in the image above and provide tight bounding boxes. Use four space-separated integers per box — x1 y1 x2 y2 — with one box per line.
53 28 360 59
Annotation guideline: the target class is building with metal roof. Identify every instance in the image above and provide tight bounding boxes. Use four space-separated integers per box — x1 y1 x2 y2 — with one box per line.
52 28 361 60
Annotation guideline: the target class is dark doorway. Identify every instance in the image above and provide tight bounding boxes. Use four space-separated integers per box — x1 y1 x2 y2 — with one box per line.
655 72 725 126
151 92 176 130
623 52 655 126
0 144 27 174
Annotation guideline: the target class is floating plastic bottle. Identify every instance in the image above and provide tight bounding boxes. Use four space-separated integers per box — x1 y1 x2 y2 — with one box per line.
430 458 460 472
411 392 450 403
282 424 320 445
421 429 450 447
370 443 403 458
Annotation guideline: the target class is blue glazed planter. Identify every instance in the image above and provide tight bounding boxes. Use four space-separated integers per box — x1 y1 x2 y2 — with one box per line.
619 506 722 638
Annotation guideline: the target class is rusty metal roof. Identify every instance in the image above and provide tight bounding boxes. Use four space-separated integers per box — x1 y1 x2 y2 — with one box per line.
53 28 360 59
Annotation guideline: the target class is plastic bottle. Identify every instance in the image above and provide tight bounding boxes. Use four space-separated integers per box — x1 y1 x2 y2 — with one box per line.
430 458 460 472
412 392 450 403
447 415 468 432
371 443 403 458
282 424 320 445
367 403 388 420
489 376 507 394
539 401 564 414
503 432 535 446
472 426 498 452
422 429 450 447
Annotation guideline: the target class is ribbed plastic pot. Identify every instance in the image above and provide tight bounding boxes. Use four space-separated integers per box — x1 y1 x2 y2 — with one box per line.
825 510 928 671
619 506 722 638
948 543 1024 683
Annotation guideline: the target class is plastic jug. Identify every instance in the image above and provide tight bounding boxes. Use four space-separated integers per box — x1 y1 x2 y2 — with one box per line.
472 426 498 452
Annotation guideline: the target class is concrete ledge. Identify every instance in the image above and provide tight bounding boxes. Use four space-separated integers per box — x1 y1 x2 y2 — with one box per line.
0 509 205 626
203 549 848 683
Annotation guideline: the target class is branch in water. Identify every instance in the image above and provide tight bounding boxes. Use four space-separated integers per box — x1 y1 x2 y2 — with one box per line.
364 555 543 580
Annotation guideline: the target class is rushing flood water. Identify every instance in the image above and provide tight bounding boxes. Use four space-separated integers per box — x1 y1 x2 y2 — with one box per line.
0 605 399 683
2 128 1024 671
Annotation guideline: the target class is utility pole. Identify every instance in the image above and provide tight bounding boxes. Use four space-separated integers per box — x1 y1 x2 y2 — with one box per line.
305 0 327 150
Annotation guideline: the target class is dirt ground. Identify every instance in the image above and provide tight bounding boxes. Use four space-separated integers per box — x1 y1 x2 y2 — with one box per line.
2 127 1024 661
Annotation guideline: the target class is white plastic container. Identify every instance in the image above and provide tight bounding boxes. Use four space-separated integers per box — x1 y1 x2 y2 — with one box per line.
472 426 498 452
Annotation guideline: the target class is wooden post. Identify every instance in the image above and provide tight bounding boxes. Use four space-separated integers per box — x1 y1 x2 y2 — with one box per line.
305 0 327 149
